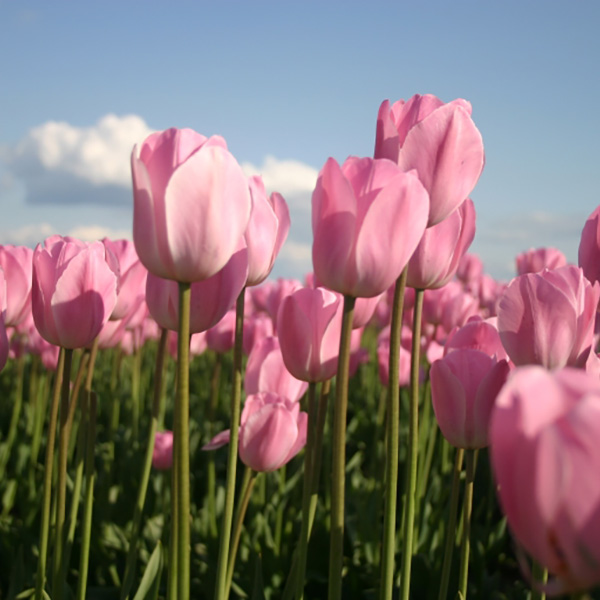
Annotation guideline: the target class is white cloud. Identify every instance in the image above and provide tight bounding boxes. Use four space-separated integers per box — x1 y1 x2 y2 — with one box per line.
2 114 154 204
67 225 131 242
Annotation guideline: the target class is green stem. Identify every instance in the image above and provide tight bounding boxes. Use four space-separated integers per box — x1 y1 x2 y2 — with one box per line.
438 448 464 600
29 367 48 482
167 398 179 600
52 347 73 600
0 353 25 478
121 328 168 600
75 391 97 600
295 381 318 599
399 288 424 600
35 349 65 600
380 268 407 600
328 294 356 600
458 450 476 599
207 353 222 540
175 282 191 600
213 287 246 600
531 561 548 600
225 467 258 597
273 464 286 557
131 347 142 442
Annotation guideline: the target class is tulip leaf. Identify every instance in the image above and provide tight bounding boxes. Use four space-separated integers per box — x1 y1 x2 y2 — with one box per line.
132 540 163 600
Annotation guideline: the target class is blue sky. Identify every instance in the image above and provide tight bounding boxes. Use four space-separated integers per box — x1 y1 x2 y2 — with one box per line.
1 1 599 281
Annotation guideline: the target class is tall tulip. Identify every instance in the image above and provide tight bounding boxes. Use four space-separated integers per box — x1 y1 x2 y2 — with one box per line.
578 204 600 286
0 245 33 327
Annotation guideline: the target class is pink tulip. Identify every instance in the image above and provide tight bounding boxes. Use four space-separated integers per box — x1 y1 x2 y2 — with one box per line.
490 366 600 594
406 199 476 290
276 287 342 382
264 278 303 329
516 247 567 275
145 245 247 334
32 236 118 349
102 238 148 320
375 94 484 226
0 269 8 371
131 128 251 282
0 245 33 327
431 348 509 448
312 156 429 298
578 204 600 286
244 176 291 286
203 392 307 472
243 312 274 355
445 316 510 362
497 265 600 370
245 336 308 402
377 329 412 388
152 431 174 470
206 309 236 353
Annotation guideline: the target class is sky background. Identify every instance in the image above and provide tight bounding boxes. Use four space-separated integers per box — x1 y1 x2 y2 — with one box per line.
1 1 599 282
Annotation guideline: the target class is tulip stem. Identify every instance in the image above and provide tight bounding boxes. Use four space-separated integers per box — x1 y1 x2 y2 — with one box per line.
121 328 168 600
175 282 192 600
0 353 25 479
531 560 547 600
438 447 464 600
225 467 257 597
380 268 407 600
399 288 424 600
295 381 318 599
214 287 246 600
35 348 65 600
458 449 476 599
207 353 222 539
328 294 356 600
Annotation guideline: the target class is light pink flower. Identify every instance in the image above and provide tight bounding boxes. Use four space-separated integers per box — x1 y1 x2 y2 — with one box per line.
516 247 567 276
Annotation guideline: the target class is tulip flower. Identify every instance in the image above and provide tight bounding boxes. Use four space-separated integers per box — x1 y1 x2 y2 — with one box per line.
407 199 476 290
276 287 342 382
497 265 600 370
375 94 484 226
206 309 236 354
431 348 509 449
0 245 33 327
312 156 429 298
152 431 174 470
490 366 600 594
0 269 8 371
32 236 119 349
578 204 600 286
244 176 290 286
515 247 567 275
445 316 510 362
242 312 273 355
131 127 251 283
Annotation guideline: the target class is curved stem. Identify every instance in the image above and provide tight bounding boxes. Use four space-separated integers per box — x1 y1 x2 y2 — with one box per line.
438 447 464 600
35 349 65 600
458 449 476 599
399 288 424 600
214 287 246 600
380 268 407 600
328 294 356 600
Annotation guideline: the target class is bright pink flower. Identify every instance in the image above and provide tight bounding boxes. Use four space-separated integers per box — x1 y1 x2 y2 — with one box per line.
312 156 429 298
0 245 33 327
516 247 567 276
244 176 290 286
206 309 236 353
490 366 600 594
152 431 174 470
276 287 342 382
445 316 510 362
578 204 600 286
406 199 476 290
431 348 509 449
32 236 118 349
131 128 251 282
203 392 307 472
245 336 308 402
102 238 148 321
375 94 484 226
145 245 247 334
497 265 600 370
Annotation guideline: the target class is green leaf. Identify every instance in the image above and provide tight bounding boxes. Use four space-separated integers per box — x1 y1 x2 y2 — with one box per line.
15 588 35 599
250 552 266 600
132 540 163 600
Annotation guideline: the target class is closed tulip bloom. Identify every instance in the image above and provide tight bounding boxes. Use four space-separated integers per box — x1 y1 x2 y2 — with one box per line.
312 156 429 298
245 176 291 286
375 94 484 226
206 309 236 354
497 265 600 370
131 127 251 282
32 236 118 349
445 316 510 362
152 431 174 470
407 198 476 290
578 204 600 285
516 247 567 276
490 366 600 594
0 269 8 371
243 312 274 356
431 348 510 449
276 287 343 382
245 336 308 402
0 245 33 327
145 245 248 334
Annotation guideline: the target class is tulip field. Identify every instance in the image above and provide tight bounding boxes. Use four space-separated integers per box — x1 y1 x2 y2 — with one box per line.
1 94 600 600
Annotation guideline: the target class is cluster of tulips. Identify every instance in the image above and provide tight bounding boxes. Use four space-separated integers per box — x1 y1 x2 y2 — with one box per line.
1 93 600 599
